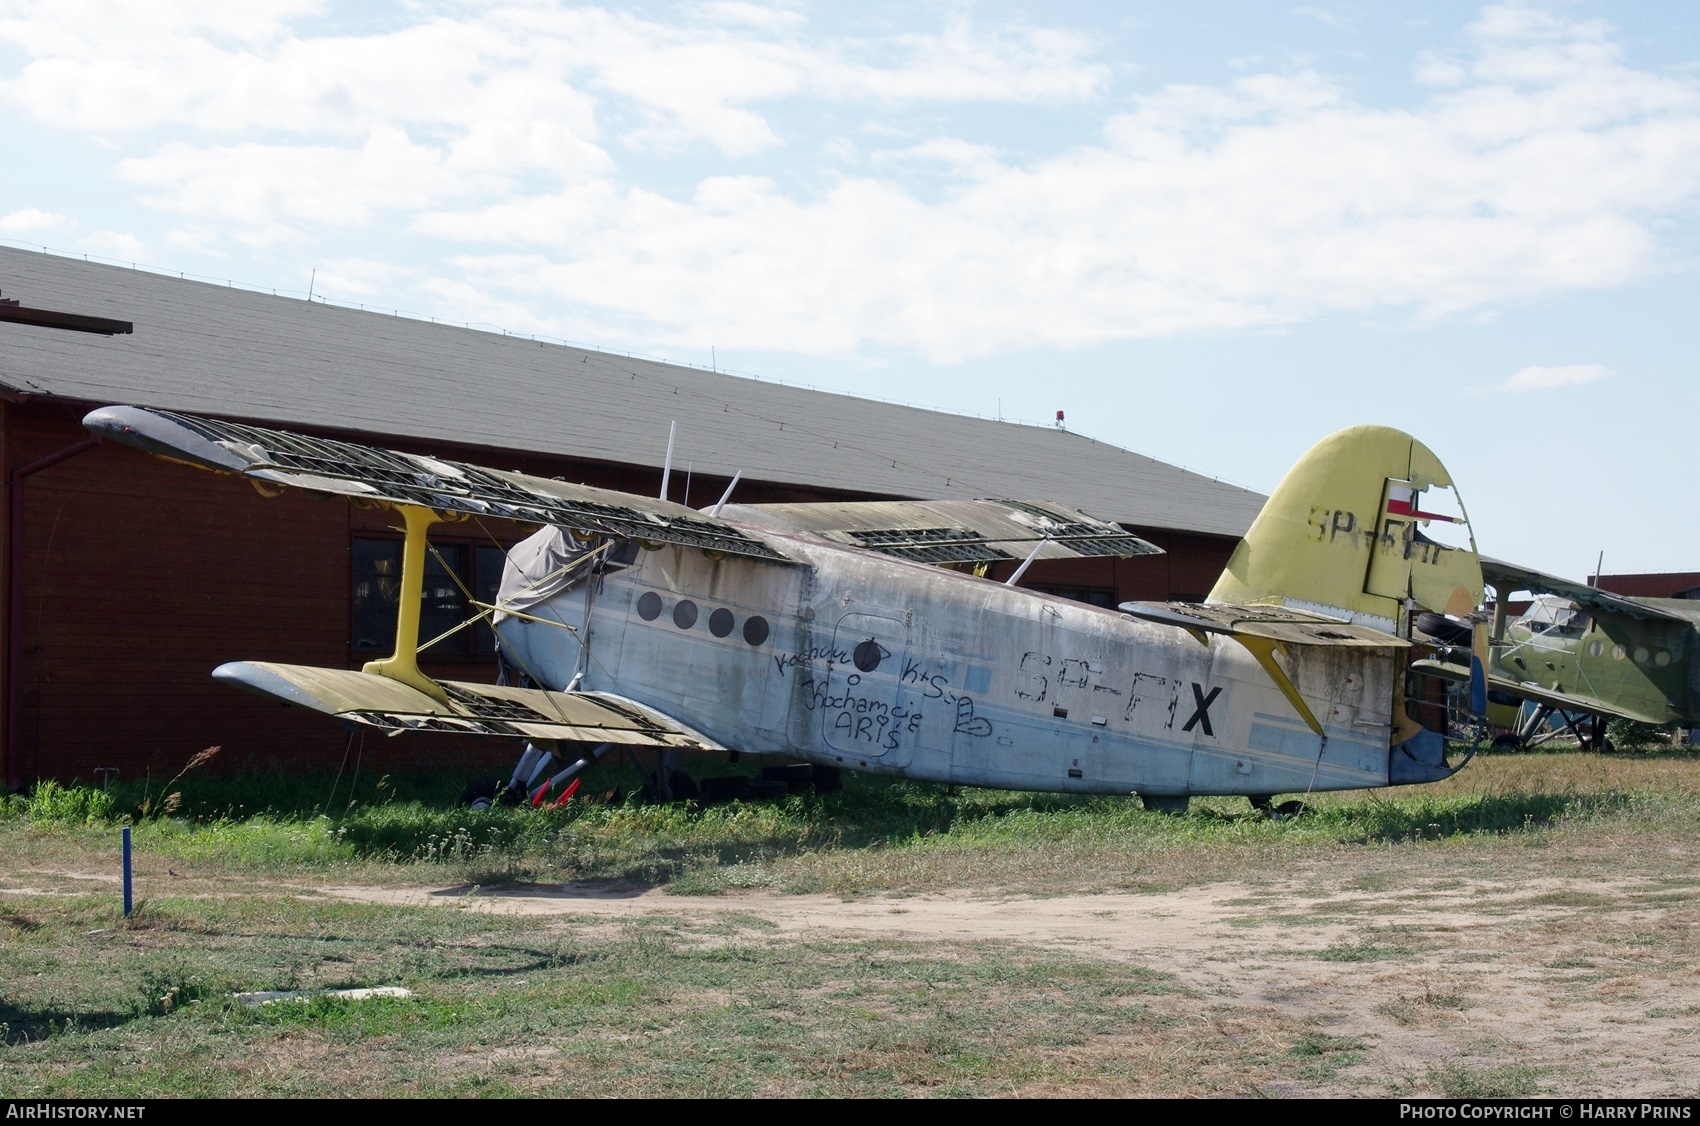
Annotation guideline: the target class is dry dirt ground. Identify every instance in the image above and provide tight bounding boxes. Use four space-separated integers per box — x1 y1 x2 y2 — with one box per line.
310 868 1700 1097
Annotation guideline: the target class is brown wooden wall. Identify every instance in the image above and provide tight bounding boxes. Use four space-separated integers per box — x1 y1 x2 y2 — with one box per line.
992 530 1237 604
0 397 1243 785
12 406 384 782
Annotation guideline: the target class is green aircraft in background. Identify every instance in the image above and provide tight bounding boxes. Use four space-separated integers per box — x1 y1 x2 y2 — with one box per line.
1459 559 1700 750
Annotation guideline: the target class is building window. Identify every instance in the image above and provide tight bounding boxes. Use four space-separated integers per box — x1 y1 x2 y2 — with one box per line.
353 538 509 659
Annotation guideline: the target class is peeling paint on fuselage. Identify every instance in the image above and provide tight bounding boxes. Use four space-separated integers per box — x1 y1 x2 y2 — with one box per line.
495 536 1399 798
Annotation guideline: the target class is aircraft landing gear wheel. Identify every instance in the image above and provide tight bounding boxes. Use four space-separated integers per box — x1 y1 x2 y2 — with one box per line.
1413 611 1472 646
461 776 500 812
1271 800 1306 821
667 769 699 800
1583 716 1614 754
1491 733 1524 753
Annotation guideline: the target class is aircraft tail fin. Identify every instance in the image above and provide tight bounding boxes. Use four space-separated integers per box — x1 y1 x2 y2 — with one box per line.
1209 426 1483 632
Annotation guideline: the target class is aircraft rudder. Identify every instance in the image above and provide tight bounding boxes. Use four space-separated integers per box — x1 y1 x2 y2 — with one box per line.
1209 425 1483 629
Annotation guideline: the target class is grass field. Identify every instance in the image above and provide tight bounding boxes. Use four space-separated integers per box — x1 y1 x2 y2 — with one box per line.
3 747 1698 1097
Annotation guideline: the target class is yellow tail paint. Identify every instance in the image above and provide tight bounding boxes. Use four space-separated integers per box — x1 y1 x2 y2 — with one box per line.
1209 426 1482 629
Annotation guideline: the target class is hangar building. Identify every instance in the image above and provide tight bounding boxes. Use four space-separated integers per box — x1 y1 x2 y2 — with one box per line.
0 245 1266 787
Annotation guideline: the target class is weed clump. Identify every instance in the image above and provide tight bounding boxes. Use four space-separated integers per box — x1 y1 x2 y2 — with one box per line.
24 779 116 826
1425 1061 1543 1098
1607 719 1679 751
134 963 211 1017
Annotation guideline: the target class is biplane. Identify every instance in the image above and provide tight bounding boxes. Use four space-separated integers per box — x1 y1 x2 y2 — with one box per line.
1436 560 1699 751
84 406 1488 812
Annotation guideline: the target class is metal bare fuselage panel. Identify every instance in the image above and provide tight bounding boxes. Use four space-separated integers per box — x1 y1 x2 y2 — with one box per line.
495 536 1400 797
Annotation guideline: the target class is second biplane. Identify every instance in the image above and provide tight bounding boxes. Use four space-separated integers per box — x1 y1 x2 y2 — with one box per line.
84 406 1488 811
1461 560 1698 750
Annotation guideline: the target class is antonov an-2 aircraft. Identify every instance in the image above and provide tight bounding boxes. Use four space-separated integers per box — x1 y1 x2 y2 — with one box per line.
84 406 1488 812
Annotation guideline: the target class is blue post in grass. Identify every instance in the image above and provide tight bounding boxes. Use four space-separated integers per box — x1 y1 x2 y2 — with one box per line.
122 825 133 917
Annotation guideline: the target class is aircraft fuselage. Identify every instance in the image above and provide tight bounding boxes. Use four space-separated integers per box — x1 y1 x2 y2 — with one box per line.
1495 601 1700 727
496 533 1405 798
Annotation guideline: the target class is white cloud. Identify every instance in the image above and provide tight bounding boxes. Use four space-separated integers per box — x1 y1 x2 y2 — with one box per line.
1290 7 1346 30
684 2 807 32
118 130 512 226
813 17 1109 104
876 138 1005 181
416 6 1700 360
311 257 420 302
4 3 1700 362
0 4 1101 141
0 208 68 234
75 229 146 261
1497 363 1614 392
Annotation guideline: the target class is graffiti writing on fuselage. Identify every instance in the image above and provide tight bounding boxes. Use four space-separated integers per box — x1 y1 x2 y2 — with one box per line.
900 657 991 737
800 672 921 751
772 643 854 678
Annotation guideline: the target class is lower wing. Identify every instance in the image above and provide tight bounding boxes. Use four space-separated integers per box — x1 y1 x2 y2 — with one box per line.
214 661 726 748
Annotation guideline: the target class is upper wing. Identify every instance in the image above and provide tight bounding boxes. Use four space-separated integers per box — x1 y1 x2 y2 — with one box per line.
84 405 790 564
722 498 1162 563
1482 557 1690 624
215 661 727 748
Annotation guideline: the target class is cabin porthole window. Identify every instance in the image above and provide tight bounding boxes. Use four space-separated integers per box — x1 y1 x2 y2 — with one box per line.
743 616 770 647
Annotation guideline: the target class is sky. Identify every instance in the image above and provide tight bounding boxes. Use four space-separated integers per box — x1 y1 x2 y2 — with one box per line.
1 0 1697 580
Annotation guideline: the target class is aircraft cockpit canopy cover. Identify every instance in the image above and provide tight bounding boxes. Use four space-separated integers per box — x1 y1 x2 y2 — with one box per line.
1516 595 1591 638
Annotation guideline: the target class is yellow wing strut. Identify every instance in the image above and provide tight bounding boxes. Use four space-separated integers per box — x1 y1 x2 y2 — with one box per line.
361 505 450 705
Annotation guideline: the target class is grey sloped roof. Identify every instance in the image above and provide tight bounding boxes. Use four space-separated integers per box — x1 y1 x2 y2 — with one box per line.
0 246 1265 537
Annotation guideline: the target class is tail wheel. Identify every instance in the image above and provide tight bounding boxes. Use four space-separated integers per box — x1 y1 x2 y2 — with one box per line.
1249 797 1306 820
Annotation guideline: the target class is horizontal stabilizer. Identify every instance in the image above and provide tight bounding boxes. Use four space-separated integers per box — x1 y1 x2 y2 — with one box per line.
1120 601 1410 648
213 661 726 748
723 498 1161 563
84 405 789 564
